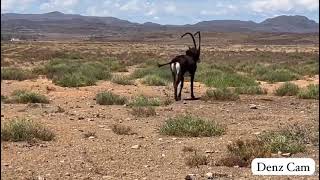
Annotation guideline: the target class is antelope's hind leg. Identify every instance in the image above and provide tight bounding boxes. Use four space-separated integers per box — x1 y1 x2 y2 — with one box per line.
190 73 195 99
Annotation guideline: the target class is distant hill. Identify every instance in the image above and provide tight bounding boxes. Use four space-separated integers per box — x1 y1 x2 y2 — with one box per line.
1 12 318 40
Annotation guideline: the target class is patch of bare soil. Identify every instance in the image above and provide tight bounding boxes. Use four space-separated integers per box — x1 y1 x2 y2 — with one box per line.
1 73 319 179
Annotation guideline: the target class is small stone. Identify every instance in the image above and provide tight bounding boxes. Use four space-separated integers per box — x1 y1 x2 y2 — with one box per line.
158 138 163 141
161 154 165 157
90 105 94 108
78 117 84 120
88 136 95 139
102 175 113 179
98 125 105 128
281 153 291 157
253 132 261 135
131 145 140 149
206 172 213 179
65 173 70 176
172 138 177 140
88 118 94 121
249 104 258 109
205 150 215 153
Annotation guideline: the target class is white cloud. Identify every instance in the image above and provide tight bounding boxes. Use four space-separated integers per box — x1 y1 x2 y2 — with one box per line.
250 0 319 13
1 0 36 12
40 0 78 13
119 0 141 11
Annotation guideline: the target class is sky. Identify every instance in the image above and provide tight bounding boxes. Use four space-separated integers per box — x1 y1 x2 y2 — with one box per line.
1 0 319 25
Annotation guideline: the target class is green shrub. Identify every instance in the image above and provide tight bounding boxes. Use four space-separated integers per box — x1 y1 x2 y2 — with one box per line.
160 115 225 137
9 90 49 104
185 152 208 167
203 88 239 101
131 106 156 117
39 59 112 87
111 75 134 85
298 84 319 99
141 75 168 86
96 91 127 105
218 139 271 167
255 67 299 83
129 95 160 107
111 124 134 135
259 125 309 154
234 86 267 95
1 119 55 141
131 66 171 81
197 69 257 88
274 82 300 96
1 68 36 81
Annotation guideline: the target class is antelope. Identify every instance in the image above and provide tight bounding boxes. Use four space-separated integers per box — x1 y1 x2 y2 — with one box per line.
158 31 201 101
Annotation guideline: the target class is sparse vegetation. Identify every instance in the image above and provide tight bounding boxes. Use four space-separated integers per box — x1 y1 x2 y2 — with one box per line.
254 67 299 83
298 84 319 99
234 86 267 95
111 124 134 135
218 139 271 167
96 91 127 105
1 119 55 142
1 67 36 81
131 106 156 117
83 131 96 138
182 146 196 152
129 95 160 107
274 82 300 96
185 152 208 167
111 75 134 85
8 90 49 104
38 59 113 87
141 75 168 86
259 125 309 154
160 115 225 137
203 88 239 101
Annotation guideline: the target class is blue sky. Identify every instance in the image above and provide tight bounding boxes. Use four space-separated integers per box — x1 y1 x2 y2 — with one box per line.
2 0 319 24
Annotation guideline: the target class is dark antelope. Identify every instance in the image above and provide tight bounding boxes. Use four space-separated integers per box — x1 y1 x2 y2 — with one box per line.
158 31 201 101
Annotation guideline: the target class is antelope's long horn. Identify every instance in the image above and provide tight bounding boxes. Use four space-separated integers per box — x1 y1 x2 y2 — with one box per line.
194 31 201 54
181 32 197 50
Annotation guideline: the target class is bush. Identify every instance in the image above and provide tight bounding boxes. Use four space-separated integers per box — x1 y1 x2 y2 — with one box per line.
131 66 171 81
160 115 225 137
203 88 239 101
254 67 299 83
197 69 257 88
131 106 156 117
111 124 134 135
218 139 271 167
298 84 319 99
1 68 36 81
185 152 208 167
9 90 49 104
39 59 112 87
259 125 309 154
96 91 127 105
234 86 267 95
1 119 55 141
129 95 160 107
274 82 300 96
111 75 134 85
141 75 168 86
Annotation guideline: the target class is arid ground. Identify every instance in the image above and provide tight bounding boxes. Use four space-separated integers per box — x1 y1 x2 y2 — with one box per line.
1 40 319 180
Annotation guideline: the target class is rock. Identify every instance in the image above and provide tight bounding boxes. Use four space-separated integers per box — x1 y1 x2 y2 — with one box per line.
253 132 261 135
65 172 70 176
205 150 215 153
281 153 291 157
88 118 94 121
131 145 140 149
206 172 213 179
90 105 94 108
102 175 113 179
185 174 196 180
249 104 258 109
158 138 163 141
78 117 84 120
88 136 95 139
98 125 105 128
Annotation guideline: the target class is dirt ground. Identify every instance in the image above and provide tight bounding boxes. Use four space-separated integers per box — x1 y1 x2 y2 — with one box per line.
1 42 319 180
